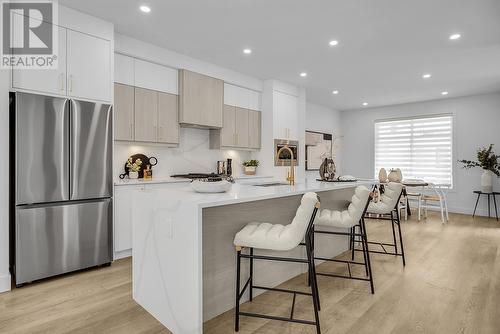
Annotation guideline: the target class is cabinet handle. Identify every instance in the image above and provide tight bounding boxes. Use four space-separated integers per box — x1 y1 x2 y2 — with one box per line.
159 126 163 140
130 124 133 139
68 75 73 92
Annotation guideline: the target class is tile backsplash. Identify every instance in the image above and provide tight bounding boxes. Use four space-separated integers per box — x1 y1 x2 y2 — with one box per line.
114 127 251 179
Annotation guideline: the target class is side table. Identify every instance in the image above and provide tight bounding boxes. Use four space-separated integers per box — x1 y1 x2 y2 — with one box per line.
472 191 499 221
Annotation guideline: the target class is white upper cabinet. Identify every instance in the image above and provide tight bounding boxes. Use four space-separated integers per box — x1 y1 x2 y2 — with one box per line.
114 53 134 86
10 6 113 103
12 25 67 96
274 91 299 140
66 30 111 102
134 59 178 94
223 83 261 110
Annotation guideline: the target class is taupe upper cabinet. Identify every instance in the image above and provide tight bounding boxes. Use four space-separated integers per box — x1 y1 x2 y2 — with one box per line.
114 83 135 141
158 92 179 144
248 110 261 149
235 107 249 148
220 105 236 147
134 88 158 142
210 105 260 150
179 70 223 128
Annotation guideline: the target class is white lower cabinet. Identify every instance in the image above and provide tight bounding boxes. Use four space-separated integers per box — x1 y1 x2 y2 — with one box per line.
114 183 190 259
114 186 133 258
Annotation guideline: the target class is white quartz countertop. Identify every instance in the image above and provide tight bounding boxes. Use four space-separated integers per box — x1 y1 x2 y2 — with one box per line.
114 174 273 186
114 177 191 186
134 178 375 208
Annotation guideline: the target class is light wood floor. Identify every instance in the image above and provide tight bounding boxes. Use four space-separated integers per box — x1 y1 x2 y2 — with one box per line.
1 212 499 334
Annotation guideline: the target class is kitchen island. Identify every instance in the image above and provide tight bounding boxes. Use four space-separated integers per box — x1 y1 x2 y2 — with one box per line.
131 179 374 334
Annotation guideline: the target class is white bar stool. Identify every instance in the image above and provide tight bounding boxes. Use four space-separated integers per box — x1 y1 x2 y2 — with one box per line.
313 186 375 293
233 192 322 333
365 182 406 266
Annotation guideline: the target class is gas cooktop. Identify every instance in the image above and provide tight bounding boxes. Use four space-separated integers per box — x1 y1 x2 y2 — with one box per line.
171 173 222 179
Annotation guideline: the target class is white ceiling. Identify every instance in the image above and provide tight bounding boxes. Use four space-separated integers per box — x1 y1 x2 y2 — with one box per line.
60 0 500 111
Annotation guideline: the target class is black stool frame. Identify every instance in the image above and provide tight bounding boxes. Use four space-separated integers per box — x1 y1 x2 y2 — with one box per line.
359 189 406 266
312 196 375 294
235 201 321 334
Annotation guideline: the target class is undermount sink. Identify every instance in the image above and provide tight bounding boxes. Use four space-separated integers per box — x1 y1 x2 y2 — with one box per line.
253 182 290 187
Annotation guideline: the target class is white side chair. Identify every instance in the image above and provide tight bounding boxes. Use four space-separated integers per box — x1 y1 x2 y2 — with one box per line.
365 182 406 266
313 186 374 293
419 183 450 223
233 192 321 334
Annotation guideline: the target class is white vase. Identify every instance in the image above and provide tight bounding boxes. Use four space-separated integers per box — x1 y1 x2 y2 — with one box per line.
129 171 139 179
396 168 403 182
481 169 493 193
378 168 387 183
388 169 400 182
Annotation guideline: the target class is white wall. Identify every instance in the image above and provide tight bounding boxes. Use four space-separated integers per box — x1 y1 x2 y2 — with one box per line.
340 92 500 216
305 102 342 178
0 70 10 292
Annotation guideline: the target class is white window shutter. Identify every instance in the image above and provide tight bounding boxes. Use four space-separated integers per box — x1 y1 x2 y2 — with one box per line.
374 115 453 186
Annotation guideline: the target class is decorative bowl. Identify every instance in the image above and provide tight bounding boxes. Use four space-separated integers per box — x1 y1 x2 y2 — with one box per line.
190 180 233 193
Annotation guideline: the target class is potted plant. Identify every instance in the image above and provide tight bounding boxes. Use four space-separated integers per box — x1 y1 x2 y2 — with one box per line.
459 144 500 193
242 160 259 175
126 157 143 179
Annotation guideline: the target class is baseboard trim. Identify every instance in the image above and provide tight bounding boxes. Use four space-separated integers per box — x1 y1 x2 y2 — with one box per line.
114 249 132 260
412 205 498 219
0 273 11 293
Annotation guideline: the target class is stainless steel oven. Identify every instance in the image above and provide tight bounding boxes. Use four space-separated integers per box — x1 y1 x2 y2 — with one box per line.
274 139 299 166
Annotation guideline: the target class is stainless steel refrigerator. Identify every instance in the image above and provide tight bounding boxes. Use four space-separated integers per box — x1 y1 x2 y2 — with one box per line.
10 92 113 286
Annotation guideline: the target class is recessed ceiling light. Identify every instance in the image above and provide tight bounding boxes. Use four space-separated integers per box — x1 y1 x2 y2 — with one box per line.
332 90 339 95
422 73 432 79
362 102 368 106
243 48 252 54
300 72 307 77
449 33 461 40
139 5 151 13
329 40 339 46
441 91 449 95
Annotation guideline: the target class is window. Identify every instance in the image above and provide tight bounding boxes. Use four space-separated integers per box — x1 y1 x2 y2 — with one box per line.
374 115 453 186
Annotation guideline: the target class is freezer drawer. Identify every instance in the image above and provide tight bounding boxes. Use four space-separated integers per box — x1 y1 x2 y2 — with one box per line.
70 100 112 200
14 93 70 205
15 199 112 284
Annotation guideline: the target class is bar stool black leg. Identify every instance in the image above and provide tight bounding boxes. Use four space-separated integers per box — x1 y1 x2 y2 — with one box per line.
494 195 499 221
359 222 369 277
360 217 374 294
351 226 355 261
235 249 241 332
306 244 321 334
395 210 406 266
390 211 398 255
488 194 491 218
307 230 321 310
473 193 481 218
249 248 254 301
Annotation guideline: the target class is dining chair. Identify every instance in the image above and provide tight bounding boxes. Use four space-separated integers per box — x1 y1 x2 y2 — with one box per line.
419 183 450 223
